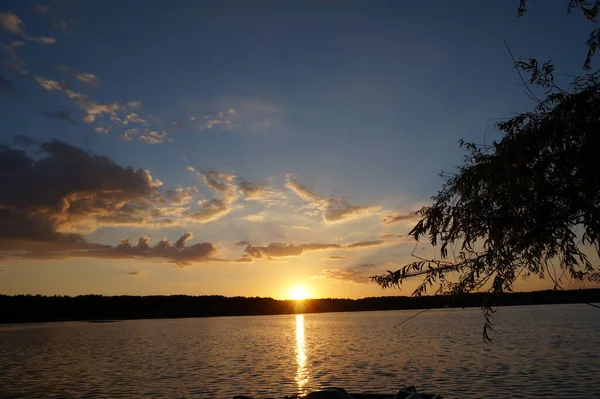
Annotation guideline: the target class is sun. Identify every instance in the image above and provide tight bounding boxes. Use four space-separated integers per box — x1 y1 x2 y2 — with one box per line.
289 285 310 301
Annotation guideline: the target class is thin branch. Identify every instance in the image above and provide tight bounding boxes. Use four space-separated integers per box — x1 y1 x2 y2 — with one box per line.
393 308 431 329
503 38 543 104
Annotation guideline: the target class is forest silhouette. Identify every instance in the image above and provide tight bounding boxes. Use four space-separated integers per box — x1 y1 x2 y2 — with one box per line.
1 289 598 324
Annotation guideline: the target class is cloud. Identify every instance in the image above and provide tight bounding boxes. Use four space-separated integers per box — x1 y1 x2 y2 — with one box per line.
33 5 75 32
200 108 235 130
190 198 232 223
196 99 280 132
32 77 164 143
187 168 239 223
138 131 167 144
55 66 100 86
244 213 266 222
120 128 138 142
29 36 56 44
1 58 27 75
285 175 378 223
1 233 218 265
242 242 340 259
75 73 98 85
83 103 120 124
102 234 217 266
311 268 371 284
1 43 25 66
238 179 285 202
0 139 165 246
345 240 385 249
34 77 120 123
382 212 419 225
203 169 236 182
166 186 197 206
41 110 76 125
327 255 347 260
241 234 407 261
123 113 146 125
126 271 144 276
0 12 24 34
0 12 56 44
95 125 110 134
10 41 25 48
173 121 186 129
12 135 40 147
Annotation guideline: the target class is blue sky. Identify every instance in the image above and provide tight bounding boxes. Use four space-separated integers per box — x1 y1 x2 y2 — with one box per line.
0 1 595 298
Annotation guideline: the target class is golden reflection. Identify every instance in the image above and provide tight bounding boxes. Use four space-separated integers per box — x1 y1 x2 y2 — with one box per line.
295 314 309 393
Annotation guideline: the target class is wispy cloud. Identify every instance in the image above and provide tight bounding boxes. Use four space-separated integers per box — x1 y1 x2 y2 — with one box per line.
195 99 280 132
311 268 371 284
285 175 378 224
56 65 99 86
41 110 76 125
382 211 419 225
0 12 56 44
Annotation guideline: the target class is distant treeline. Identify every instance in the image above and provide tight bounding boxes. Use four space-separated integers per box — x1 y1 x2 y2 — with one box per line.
1 289 599 324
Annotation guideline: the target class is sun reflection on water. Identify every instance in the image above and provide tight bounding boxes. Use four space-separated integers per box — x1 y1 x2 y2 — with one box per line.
295 314 309 393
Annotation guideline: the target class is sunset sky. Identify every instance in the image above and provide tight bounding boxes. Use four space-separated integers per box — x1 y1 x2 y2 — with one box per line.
0 1 595 299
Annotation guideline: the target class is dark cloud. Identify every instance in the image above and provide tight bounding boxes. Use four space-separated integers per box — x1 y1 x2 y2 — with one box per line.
243 242 340 259
0 139 163 251
12 135 40 147
173 121 186 129
126 271 144 276
382 212 419 225
175 232 194 249
241 236 398 260
0 233 217 265
41 110 76 125
345 240 385 249
327 255 347 260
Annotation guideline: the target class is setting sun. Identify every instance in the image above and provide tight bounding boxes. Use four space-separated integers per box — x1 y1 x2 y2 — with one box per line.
289 286 310 301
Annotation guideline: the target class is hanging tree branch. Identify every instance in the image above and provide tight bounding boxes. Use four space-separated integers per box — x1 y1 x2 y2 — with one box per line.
373 1 600 343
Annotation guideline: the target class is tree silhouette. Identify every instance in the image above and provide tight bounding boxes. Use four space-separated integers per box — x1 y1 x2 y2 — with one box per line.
372 1 600 341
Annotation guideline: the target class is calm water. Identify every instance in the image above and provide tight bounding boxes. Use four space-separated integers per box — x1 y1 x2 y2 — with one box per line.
1 304 599 398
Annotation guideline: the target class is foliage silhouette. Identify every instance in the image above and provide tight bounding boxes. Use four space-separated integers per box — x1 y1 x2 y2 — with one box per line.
372 1 600 342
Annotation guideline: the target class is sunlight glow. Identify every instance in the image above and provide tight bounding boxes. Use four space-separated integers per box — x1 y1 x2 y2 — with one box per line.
289 285 310 301
295 314 309 393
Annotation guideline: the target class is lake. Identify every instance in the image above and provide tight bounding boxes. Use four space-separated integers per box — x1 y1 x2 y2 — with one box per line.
0 304 599 398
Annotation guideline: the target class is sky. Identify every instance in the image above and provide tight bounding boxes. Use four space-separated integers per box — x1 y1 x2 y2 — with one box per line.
0 0 596 299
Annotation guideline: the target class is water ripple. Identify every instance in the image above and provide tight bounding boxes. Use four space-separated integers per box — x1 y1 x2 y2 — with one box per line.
0 304 599 398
